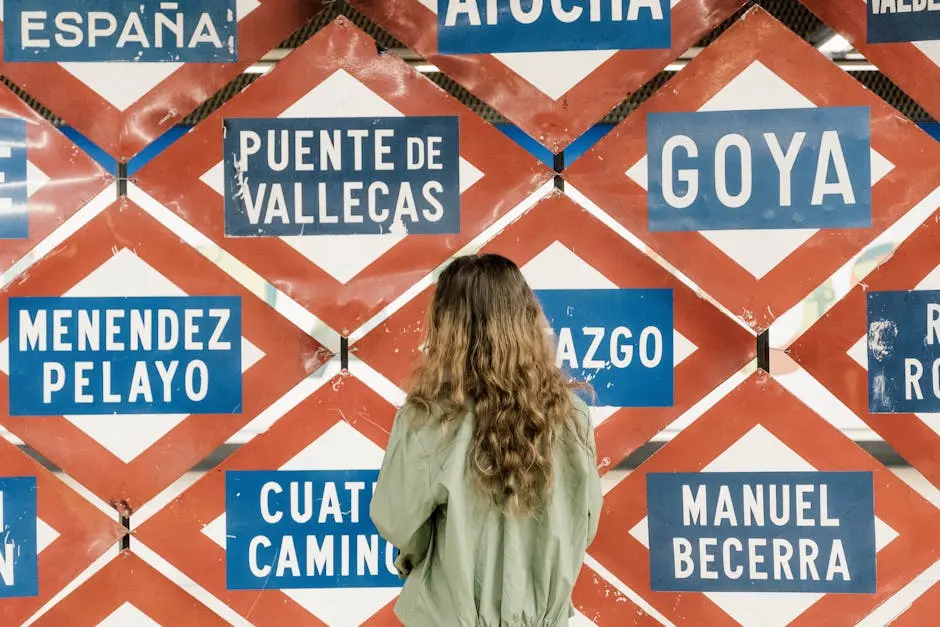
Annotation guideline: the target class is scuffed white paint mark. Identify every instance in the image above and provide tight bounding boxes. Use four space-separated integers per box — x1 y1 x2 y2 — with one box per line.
868 320 898 362
871 373 891 411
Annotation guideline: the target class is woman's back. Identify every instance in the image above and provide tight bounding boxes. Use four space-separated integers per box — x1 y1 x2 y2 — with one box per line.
369 253 603 627
371 394 601 627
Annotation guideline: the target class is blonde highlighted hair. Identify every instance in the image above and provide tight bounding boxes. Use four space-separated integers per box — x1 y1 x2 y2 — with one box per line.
407 254 588 515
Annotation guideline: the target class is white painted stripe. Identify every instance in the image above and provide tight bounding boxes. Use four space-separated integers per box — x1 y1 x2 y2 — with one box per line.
583 554 673 627
128 184 341 353
0 184 116 290
133 541 253 627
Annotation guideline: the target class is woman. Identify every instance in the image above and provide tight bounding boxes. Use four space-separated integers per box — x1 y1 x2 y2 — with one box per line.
371 253 603 627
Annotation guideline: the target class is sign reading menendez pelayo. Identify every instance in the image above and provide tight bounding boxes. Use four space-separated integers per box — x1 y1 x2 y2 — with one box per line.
223 116 461 237
8 296 242 416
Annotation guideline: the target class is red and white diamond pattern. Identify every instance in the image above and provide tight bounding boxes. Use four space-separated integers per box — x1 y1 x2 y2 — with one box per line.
799 0 940 125
4 3 940 625
627 424 899 626
565 7 940 333
31 0 259 114
197 68 484 286
621 60 895 281
0 248 265 463
133 17 551 335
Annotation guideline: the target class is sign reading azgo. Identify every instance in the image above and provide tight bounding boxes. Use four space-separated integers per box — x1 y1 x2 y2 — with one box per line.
8 296 243 416
537 288 673 407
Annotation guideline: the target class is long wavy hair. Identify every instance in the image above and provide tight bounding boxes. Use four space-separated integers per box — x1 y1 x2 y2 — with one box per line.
407 254 587 515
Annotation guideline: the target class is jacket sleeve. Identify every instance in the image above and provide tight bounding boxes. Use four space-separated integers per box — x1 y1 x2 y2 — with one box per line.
371 404 439 567
582 406 603 547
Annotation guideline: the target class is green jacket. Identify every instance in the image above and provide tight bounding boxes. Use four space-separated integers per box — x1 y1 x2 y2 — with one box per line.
371 396 602 627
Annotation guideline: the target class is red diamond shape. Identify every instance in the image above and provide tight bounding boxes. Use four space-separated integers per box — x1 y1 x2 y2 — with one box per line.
349 0 749 151
799 0 940 126
135 372 401 626
33 551 227 626
0 1 325 160
591 372 940 625
0 198 331 511
565 7 940 333
133 16 552 337
789 209 940 489
0 435 124 625
352 192 756 472
0 82 111 275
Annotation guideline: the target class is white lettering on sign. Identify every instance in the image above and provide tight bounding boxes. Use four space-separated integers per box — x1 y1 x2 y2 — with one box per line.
235 128 446 228
927 304 940 345
902 357 940 401
673 483 848 583
443 0 665 27
19 4 226 52
872 0 940 14
661 130 855 210
899 301 940 401
259 480 373 525
249 480 396 579
0 493 12 586
19 307 231 406
248 533 396 579
553 326 663 369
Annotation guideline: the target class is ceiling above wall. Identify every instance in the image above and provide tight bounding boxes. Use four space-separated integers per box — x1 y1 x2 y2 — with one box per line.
5 0 933 136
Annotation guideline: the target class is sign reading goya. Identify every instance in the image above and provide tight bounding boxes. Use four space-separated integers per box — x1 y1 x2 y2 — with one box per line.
4 0 238 63
536 288 673 407
225 470 400 590
647 107 872 232
0 477 38 598
223 117 461 237
868 0 940 44
437 0 672 54
8 296 242 416
867 289 940 413
646 471 876 593
0 119 29 240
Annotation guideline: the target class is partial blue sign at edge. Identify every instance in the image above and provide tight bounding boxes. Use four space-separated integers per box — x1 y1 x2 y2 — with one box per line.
867 1 940 44
867 289 940 414
0 476 39 598
437 0 672 54
0 118 30 240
